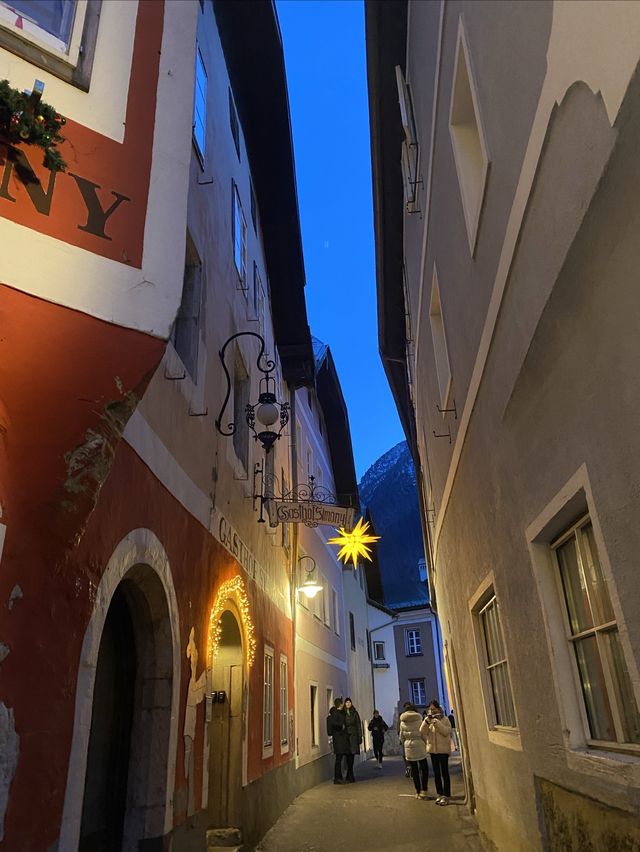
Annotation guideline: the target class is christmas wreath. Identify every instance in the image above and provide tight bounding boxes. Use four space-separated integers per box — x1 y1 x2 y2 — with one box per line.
0 78 67 172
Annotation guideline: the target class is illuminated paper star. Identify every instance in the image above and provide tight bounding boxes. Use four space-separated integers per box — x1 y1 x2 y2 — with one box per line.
328 517 381 568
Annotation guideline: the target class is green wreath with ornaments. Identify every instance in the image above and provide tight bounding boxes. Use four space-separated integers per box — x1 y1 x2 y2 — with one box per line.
0 78 67 172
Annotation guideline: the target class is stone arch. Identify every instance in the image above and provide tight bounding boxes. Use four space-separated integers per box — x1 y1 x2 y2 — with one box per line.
59 528 180 850
207 575 256 670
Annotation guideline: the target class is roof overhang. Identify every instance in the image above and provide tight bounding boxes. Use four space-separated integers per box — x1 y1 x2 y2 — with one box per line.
365 0 417 451
214 0 314 387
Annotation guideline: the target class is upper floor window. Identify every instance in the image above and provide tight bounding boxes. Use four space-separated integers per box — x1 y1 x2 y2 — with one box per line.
172 232 202 381
430 267 452 410
232 352 249 472
192 47 207 159
405 629 422 656
0 1 98 87
250 177 257 231
280 655 289 748
332 588 340 636
229 88 240 159
349 611 356 651
554 517 640 746
232 183 247 287
410 678 426 707
449 20 489 255
253 262 265 335
373 641 386 662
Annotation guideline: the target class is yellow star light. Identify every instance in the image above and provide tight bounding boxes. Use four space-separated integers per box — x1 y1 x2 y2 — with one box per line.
328 517 381 568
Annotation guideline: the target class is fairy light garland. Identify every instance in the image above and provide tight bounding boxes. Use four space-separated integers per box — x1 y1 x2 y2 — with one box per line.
208 575 256 667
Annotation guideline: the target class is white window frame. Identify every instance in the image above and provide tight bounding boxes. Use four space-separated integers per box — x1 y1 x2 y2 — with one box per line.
373 641 386 662
232 182 247 288
526 467 640 779
430 266 453 411
332 587 340 635
310 682 319 749
405 628 422 656
552 516 640 751
469 573 521 750
279 654 289 754
323 581 331 628
410 678 426 707
263 645 274 757
448 18 490 255
0 0 87 66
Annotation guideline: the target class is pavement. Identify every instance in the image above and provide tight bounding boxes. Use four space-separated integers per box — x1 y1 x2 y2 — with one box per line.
255 755 485 852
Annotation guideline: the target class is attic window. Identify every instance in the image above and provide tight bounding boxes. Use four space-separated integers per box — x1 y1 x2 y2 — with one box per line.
448 21 489 255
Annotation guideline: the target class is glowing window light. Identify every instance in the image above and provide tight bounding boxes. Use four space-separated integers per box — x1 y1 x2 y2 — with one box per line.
328 517 381 569
208 575 257 666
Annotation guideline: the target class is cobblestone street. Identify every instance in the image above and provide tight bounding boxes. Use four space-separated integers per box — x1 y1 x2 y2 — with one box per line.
256 756 484 852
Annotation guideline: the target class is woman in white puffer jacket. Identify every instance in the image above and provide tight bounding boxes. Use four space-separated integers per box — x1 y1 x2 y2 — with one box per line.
399 703 430 799
421 699 453 805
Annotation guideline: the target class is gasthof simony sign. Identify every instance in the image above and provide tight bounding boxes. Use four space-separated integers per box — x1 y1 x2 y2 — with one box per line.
267 500 355 529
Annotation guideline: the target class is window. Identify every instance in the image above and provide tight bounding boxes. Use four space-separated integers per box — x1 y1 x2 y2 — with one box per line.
310 684 319 747
172 233 202 380
1 0 75 48
478 594 517 728
332 588 340 635
410 678 427 707
430 268 452 409
250 178 257 231
253 263 265 334
323 583 331 628
0 1 98 85
232 353 249 472
193 48 207 158
232 184 247 287
349 612 356 651
229 88 240 159
405 629 422 656
449 21 489 254
366 629 371 660
395 65 419 213
373 641 386 662
554 517 640 745
280 655 289 748
263 646 274 750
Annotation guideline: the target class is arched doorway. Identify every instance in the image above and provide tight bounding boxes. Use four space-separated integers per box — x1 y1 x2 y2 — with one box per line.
208 608 244 829
79 564 174 851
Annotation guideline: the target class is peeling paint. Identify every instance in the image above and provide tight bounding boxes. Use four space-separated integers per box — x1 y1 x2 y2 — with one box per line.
7 585 22 610
0 703 19 842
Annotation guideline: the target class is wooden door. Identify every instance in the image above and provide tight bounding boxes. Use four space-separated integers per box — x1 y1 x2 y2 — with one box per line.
209 663 243 827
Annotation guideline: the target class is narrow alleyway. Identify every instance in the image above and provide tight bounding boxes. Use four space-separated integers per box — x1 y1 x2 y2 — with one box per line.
256 756 483 852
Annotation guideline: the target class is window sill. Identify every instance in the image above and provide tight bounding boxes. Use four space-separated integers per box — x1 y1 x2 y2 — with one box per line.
487 727 522 751
567 745 640 786
406 652 423 658
262 744 274 759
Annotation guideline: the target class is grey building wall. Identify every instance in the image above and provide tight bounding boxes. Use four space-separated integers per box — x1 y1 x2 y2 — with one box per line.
393 619 438 710
370 1 640 850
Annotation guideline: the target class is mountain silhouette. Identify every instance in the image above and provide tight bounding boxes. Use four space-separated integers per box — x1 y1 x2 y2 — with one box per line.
359 441 429 608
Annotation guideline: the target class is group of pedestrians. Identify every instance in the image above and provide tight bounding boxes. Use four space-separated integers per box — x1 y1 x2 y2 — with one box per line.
326 696 455 806
399 699 453 805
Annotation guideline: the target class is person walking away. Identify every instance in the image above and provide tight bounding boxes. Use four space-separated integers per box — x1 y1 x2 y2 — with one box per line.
368 710 388 768
448 708 458 751
422 699 453 805
399 702 430 799
327 698 349 784
343 698 363 782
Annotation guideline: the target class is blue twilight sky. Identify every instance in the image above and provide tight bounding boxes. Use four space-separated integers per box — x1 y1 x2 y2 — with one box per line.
277 0 404 481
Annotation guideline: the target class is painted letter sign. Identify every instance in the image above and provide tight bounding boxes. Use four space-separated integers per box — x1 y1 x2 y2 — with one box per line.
267 500 355 529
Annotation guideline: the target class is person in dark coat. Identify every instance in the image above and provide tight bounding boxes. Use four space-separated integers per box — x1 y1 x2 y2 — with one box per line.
343 697 363 782
368 709 389 768
326 698 349 783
